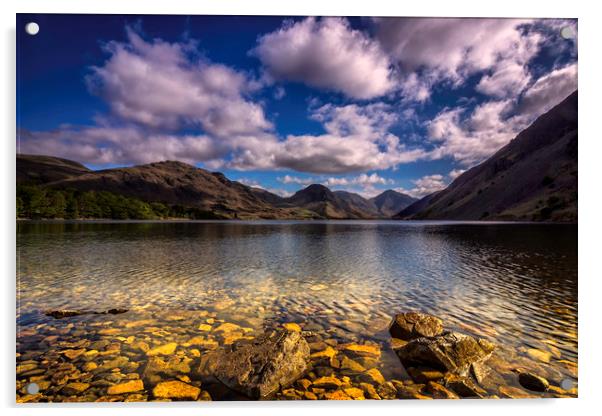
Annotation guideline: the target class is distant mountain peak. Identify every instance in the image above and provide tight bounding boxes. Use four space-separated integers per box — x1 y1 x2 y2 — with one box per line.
370 189 417 217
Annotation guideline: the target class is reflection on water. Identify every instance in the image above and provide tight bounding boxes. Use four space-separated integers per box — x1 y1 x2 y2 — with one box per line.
16 221 578 401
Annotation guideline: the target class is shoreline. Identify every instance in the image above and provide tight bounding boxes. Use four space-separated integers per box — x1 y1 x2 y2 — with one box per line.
16 218 577 225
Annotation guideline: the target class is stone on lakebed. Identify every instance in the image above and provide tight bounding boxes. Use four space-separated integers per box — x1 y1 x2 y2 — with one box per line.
208 330 310 399
389 311 444 341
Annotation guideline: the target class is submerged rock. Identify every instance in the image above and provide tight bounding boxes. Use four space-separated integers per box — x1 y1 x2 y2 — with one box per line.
396 332 495 377
107 379 144 395
518 372 549 392
147 342 177 356
45 310 86 319
45 308 128 319
209 330 310 399
152 380 200 400
389 312 443 341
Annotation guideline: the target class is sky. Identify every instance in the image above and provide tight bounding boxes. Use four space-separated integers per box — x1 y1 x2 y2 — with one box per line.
16 14 577 198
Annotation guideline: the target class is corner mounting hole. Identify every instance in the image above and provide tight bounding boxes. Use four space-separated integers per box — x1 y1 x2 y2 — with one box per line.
25 22 39 36
26 382 39 394
560 26 575 40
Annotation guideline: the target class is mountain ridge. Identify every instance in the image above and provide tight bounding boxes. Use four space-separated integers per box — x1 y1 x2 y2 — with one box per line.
17 155 411 220
395 90 578 222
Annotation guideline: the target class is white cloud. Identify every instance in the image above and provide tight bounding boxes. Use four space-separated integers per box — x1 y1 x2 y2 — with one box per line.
475 61 532 99
426 99 526 165
278 172 392 187
220 102 427 173
278 175 314 185
253 17 397 99
374 18 545 100
18 126 224 166
519 63 578 116
448 168 466 180
88 27 272 137
396 174 447 198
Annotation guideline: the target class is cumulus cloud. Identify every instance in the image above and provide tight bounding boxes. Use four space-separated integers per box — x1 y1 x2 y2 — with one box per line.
253 17 397 99
18 126 224 166
261 103 427 173
519 63 577 116
278 175 315 185
448 168 466 180
396 174 447 198
88 27 272 137
423 61 577 166
374 18 546 100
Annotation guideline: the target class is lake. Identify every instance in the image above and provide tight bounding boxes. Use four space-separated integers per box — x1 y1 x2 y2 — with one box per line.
16 220 578 401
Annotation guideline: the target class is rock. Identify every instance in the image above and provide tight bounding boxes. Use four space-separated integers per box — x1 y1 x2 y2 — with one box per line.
62 348 86 360
107 379 144 395
499 385 535 399
62 382 90 395
396 332 495 376
518 372 549 392
526 348 552 363
443 374 486 398
304 391 318 400
426 382 459 399
376 382 397 399
395 383 431 400
470 361 491 385
359 382 380 399
187 337 218 350
323 390 351 400
16 363 38 374
283 323 302 332
296 379 312 391
152 380 200 400
407 367 445 384
340 356 366 373
310 346 337 360
45 310 86 319
313 376 342 389
344 387 365 400
98 356 129 371
209 330 310 399
389 312 444 340
280 388 301 400
341 343 381 359
147 342 177 356
103 308 128 315
83 362 98 372
198 324 212 331
213 323 242 333
359 368 386 385
390 338 408 350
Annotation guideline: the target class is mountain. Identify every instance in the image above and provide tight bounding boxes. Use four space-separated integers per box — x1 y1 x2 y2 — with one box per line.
369 190 417 217
283 184 378 219
17 156 309 219
395 191 443 219
17 154 91 184
395 90 578 222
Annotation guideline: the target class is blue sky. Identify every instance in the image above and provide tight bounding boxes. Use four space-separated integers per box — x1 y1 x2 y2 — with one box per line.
17 14 577 198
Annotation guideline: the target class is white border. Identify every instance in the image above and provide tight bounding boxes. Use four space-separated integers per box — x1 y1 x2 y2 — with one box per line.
2 1 601 415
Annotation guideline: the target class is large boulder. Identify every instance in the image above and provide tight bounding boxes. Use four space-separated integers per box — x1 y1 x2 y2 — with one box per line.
395 332 495 377
208 330 310 399
389 312 444 340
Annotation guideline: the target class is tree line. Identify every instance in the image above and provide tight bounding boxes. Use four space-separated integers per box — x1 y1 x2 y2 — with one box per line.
16 184 221 220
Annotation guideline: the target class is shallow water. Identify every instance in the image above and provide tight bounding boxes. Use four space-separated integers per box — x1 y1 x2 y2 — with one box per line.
16 220 578 401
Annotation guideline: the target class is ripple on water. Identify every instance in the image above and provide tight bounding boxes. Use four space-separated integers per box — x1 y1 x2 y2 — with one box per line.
17 221 577 399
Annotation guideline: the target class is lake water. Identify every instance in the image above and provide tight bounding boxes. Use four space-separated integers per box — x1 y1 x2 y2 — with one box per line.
16 221 578 401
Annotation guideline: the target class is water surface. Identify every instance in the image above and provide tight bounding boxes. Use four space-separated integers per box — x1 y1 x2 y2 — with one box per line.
16 220 578 400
